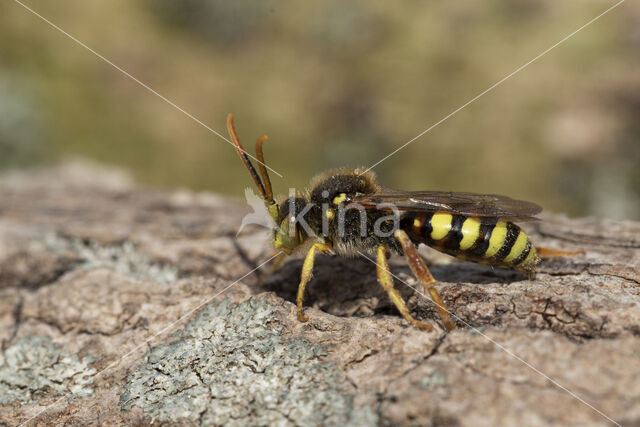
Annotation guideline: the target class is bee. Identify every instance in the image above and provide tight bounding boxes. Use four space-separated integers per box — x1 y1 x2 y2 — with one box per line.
228 114 547 331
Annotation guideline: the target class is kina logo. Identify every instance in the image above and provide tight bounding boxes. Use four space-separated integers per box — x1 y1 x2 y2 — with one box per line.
237 187 277 236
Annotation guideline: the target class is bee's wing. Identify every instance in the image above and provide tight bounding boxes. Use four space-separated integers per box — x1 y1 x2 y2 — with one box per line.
352 189 542 222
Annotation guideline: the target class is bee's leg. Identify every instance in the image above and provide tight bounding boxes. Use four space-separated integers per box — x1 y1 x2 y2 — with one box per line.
376 245 433 331
536 247 585 258
296 242 332 322
394 230 455 331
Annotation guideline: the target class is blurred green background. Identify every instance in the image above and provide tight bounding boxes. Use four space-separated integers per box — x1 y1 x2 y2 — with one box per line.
1 0 638 219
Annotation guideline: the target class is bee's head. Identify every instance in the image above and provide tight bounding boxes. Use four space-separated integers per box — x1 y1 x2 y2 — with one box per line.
228 114 304 253
272 196 309 254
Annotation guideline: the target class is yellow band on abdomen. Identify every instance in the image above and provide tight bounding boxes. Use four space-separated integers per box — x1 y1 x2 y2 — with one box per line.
503 231 528 263
484 221 507 258
519 245 538 268
430 213 453 241
459 217 481 250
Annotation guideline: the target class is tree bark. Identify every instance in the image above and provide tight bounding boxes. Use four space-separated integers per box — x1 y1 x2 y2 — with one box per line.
1 162 638 426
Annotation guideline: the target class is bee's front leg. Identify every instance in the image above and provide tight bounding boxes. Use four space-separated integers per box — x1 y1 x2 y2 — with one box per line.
296 242 332 322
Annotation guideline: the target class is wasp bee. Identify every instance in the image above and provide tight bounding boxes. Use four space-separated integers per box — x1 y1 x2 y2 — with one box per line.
228 114 547 331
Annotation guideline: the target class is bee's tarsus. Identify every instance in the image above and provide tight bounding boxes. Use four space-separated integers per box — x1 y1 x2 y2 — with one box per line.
297 309 309 323
537 247 584 258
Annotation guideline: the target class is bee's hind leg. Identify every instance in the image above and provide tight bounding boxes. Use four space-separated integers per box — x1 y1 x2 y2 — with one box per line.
296 242 332 322
394 230 455 331
376 245 434 331
536 247 585 258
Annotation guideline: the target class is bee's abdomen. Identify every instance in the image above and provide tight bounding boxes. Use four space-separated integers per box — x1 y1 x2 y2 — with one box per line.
400 212 539 274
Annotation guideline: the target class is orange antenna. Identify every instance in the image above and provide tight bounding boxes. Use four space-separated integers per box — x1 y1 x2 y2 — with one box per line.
227 114 267 200
255 135 274 203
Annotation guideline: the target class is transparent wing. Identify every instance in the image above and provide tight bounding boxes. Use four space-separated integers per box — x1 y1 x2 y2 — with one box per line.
352 189 542 222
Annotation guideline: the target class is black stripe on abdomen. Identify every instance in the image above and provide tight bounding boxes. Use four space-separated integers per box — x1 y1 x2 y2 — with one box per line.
493 222 520 262
439 214 466 253
468 222 495 258
513 240 532 265
400 212 434 245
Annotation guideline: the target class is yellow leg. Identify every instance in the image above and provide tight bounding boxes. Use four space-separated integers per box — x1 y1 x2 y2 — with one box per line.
394 230 455 331
537 247 585 258
376 245 433 331
297 242 332 322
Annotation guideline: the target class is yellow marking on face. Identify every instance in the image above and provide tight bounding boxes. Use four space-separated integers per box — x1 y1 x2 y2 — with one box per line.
430 213 453 241
333 193 347 205
504 230 527 263
325 208 335 220
459 217 481 250
484 221 507 258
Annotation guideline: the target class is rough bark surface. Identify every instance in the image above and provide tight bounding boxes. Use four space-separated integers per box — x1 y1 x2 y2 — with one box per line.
0 163 638 426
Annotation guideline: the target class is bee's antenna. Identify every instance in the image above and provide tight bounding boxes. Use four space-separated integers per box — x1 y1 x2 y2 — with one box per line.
227 114 267 200
255 135 274 204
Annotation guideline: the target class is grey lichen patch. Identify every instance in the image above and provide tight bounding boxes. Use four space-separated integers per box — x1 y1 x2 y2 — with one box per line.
44 234 177 284
0 336 96 404
120 296 377 426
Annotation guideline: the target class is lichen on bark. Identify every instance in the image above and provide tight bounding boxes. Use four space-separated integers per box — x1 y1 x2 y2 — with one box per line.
0 335 96 405
119 296 377 426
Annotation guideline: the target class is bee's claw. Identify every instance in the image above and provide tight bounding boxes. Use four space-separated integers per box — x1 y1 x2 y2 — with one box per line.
297 309 309 323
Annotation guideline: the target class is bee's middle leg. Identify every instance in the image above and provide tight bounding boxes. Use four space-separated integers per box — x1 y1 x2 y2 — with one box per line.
394 229 455 331
296 242 332 322
376 245 434 331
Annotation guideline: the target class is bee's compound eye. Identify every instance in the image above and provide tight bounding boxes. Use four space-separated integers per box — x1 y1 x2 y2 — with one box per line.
321 190 330 198
272 214 300 253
